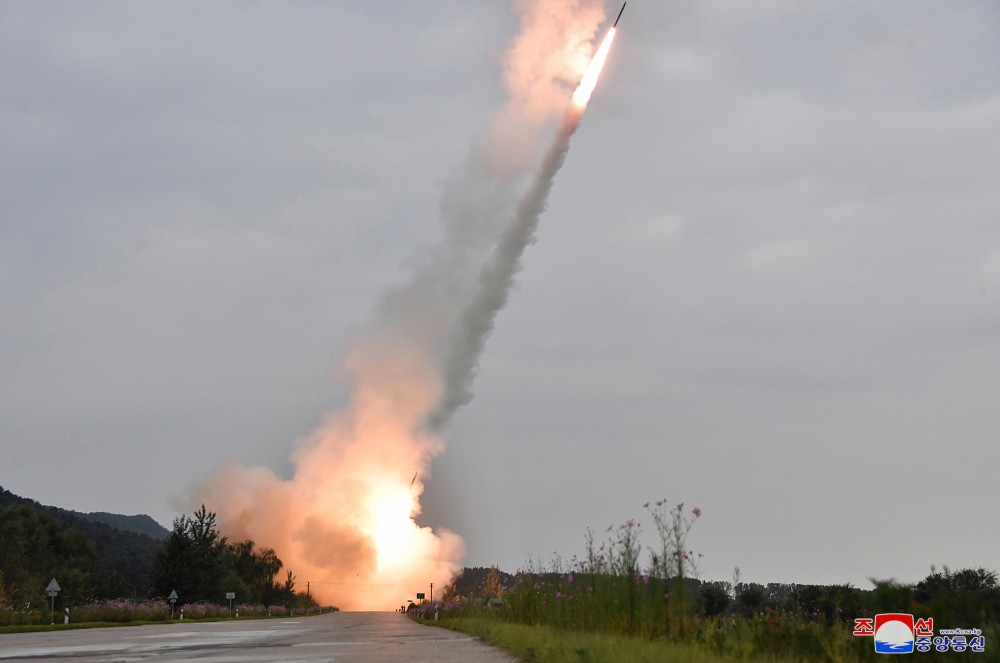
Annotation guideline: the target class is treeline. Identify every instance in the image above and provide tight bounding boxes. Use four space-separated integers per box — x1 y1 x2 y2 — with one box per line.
0 487 314 611
150 504 309 608
446 566 516 601
439 564 1000 634
726 567 1000 627
417 567 1000 663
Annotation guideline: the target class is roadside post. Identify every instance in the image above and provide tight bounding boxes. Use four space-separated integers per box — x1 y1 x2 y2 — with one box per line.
168 589 178 620
226 592 236 618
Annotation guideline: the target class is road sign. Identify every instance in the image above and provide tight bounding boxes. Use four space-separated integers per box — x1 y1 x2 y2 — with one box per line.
226 592 236 600
416 593 425 600
168 589 179 620
46 578 61 625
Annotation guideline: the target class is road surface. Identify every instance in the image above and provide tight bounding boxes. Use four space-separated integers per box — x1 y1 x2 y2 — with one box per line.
0 611 519 662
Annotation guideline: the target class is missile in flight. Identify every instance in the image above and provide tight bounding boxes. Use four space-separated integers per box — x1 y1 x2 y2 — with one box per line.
613 2 626 28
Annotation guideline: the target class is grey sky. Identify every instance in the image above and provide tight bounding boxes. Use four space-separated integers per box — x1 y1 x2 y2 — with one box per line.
2 0 999 590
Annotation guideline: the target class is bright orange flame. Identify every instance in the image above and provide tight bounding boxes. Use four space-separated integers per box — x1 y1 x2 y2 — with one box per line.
571 27 616 109
371 490 416 566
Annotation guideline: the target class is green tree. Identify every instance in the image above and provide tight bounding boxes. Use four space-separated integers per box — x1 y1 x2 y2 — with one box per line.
151 505 226 602
0 505 98 605
272 569 297 606
151 505 298 607
698 581 730 617
734 582 765 618
223 539 284 605
915 567 1000 625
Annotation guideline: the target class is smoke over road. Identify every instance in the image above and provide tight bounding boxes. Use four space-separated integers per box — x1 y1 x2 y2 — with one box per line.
194 0 614 610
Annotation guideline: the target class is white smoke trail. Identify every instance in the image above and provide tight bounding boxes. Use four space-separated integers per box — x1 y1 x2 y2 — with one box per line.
193 1 606 611
429 22 618 428
428 106 586 427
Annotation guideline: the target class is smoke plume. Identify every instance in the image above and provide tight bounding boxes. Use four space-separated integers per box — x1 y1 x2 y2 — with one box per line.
194 0 606 611
428 107 585 427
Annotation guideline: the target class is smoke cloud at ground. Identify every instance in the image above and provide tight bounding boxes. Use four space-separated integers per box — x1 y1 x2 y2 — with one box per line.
194 0 605 611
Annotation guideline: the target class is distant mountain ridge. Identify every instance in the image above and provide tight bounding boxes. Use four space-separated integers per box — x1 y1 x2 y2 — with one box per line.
76 511 170 541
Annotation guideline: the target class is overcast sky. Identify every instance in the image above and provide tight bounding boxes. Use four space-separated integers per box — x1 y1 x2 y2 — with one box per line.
3 0 999 591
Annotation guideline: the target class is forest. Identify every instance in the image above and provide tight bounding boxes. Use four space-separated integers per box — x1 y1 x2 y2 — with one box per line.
0 486 315 622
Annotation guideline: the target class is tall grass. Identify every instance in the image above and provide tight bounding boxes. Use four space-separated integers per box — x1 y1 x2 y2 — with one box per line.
72 599 169 623
0 598 43 626
439 616 811 663
413 501 1000 663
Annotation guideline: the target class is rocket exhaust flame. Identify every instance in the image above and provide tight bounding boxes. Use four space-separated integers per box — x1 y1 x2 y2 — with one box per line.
572 27 616 109
194 1 618 611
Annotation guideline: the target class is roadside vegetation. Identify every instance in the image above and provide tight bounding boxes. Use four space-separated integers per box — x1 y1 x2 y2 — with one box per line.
0 602 337 634
412 502 1000 663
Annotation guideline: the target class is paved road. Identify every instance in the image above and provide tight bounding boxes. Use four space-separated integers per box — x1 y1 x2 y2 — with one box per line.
0 612 520 662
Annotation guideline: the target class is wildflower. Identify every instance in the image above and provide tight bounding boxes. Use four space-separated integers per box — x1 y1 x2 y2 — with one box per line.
588 586 594 594
555 592 563 599
567 573 574 584
692 507 702 517
643 502 650 508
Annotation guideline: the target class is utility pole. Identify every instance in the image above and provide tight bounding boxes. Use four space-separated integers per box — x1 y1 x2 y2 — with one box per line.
430 582 433 603
307 581 310 597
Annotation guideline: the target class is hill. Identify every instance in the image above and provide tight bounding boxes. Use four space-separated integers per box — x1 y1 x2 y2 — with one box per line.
75 511 169 540
0 486 164 600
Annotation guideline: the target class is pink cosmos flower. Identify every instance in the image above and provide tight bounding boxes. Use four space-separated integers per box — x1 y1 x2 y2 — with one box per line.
692 507 702 517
